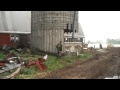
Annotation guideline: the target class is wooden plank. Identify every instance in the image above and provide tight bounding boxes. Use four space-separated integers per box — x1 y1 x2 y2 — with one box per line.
4 66 21 79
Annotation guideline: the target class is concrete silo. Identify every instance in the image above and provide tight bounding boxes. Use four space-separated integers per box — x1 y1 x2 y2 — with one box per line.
31 11 79 54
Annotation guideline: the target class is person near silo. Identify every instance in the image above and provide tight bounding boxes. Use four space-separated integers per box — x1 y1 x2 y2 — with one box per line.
56 41 62 59
100 43 102 49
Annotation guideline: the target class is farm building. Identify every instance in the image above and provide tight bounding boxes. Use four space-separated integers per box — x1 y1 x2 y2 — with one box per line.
0 11 31 48
0 11 85 54
31 11 85 54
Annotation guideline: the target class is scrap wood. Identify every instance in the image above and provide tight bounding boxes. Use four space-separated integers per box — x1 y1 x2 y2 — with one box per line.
0 63 5 66
3 66 22 79
7 57 19 61
5 52 17 59
4 52 21 64
0 61 5 66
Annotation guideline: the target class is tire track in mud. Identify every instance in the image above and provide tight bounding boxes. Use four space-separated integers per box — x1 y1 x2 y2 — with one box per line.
40 48 120 79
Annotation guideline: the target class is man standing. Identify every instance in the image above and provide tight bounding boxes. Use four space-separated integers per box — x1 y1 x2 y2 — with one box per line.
56 41 62 59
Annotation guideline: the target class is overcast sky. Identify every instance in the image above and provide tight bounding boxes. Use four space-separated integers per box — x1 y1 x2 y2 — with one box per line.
79 11 120 43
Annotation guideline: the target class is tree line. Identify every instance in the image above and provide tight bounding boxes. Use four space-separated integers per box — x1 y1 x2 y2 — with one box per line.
106 38 120 44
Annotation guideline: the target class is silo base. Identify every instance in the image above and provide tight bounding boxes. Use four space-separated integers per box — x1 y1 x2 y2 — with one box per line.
31 47 58 56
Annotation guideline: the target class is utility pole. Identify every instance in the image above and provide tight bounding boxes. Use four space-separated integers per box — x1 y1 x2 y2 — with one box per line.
72 11 77 41
81 38 83 53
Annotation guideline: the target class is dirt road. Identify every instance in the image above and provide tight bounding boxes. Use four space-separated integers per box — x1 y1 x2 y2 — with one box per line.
40 48 120 79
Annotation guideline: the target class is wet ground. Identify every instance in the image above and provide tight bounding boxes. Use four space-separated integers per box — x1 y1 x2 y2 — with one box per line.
38 48 120 79
105 76 120 79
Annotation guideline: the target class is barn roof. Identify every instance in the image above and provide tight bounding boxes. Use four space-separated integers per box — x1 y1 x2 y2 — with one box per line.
0 11 31 34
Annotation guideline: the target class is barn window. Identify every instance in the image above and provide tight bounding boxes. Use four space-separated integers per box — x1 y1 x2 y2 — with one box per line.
10 34 20 43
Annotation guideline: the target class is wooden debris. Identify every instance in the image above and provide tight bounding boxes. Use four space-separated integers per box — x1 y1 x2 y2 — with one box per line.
4 66 22 79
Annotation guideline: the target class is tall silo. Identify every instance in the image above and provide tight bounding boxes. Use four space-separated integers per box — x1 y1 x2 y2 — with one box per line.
31 11 78 54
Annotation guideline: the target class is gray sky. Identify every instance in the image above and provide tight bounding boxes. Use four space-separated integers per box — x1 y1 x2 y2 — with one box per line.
79 11 120 43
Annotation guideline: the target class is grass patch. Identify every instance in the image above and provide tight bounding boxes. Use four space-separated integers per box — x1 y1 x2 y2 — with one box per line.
15 66 40 79
78 52 93 59
0 72 10 78
0 68 18 79
0 52 5 59
0 50 93 79
44 52 93 72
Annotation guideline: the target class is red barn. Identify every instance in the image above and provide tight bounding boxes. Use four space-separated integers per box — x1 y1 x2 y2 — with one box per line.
0 11 31 48
0 33 16 48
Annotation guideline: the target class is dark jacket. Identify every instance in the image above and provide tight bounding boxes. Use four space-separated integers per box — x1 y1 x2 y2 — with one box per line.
56 43 62 51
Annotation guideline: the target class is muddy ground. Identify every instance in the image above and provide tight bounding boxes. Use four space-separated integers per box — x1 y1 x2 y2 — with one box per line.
39 48 120 79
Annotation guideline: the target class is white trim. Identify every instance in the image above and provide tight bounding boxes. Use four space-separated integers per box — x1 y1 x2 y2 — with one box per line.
0 31 31 34
64 33 85 38
64 36 85 38
64 42 82 44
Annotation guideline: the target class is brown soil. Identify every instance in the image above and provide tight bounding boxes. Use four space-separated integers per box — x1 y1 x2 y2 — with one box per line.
40 48 120 79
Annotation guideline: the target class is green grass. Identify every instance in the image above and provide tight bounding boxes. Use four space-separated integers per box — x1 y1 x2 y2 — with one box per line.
44 52 93 72
0 68 18 79
0 72 10 78
0 50 93 79
0 52 5 59
78 53 93 59
14 66 39 79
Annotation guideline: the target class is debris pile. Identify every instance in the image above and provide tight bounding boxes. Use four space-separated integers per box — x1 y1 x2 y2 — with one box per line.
0 51 48 79
0 52 21 73
2 44 11 54
15 48 31 54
